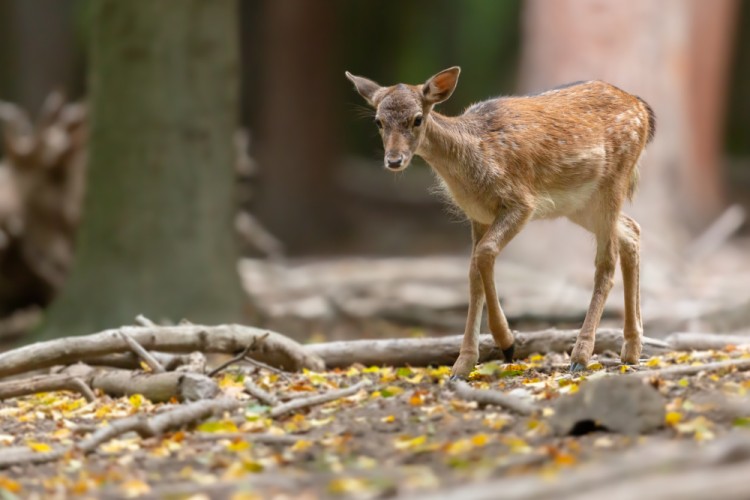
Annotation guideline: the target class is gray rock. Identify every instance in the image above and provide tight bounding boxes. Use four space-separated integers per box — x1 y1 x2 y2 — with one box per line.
551 376 665 436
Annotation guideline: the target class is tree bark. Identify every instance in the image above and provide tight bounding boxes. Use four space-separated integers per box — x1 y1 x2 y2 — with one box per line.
41 0 245 338
509 0 739 276
254 0 340 252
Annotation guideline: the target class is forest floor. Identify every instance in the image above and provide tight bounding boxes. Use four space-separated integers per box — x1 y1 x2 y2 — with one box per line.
2 345 750 499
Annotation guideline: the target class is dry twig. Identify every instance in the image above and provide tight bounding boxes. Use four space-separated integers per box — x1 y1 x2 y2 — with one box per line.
269 380 370 418
118 330 166 373
633 357 750 379
243 379 279 406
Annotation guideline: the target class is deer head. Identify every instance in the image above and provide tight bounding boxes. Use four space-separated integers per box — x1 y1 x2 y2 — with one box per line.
346 67 460 171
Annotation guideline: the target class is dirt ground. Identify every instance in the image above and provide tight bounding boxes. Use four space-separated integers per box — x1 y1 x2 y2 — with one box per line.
2 345 750 499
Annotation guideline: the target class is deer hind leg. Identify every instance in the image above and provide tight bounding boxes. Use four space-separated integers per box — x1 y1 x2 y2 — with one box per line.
450 222 488 380
569 210 619 371
618 214 642 364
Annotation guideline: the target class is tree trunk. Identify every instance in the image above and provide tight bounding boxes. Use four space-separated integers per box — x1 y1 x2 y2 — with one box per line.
504 0 738 277
0 0 78 112
518 0 738 234
40 0 245 339
253 0 340 253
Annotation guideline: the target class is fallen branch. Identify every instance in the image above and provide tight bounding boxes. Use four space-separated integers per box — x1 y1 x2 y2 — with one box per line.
0 323 324 379
664 332 750 352
0 373 96 402
244 379 279 406
305 329 669 368
633 357 750 379
119 330 165 373
449 380 536 416
269 380 370 418
92 370 218 402
0 365 218 402
194 432 299 445
83 351 205 372
78 397 240 452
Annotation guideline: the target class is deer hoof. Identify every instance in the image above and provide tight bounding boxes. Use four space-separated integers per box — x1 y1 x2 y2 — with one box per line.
502 343 515 362
569 362 587 372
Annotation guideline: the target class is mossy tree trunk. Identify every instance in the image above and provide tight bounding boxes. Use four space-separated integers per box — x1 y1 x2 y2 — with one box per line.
40 0 245 338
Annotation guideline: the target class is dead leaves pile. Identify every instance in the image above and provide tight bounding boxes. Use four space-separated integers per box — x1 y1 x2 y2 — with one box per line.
2 347 750 498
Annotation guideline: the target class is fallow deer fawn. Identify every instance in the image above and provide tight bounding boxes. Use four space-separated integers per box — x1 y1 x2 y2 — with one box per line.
346 67 654 378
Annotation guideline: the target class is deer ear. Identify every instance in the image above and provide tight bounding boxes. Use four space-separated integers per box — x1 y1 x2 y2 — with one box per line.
422 67 461 105
345 72 382 106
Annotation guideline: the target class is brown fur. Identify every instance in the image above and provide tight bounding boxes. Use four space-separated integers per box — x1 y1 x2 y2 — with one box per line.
346 68 654 377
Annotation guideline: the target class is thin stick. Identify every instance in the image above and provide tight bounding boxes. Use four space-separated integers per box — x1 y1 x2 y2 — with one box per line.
632 357 750 379
78 397 240 452
135 314 157 327
194 432 299 445
269 380 370 418
449 380 536 416
243 356 292 380
208 344 254 377
243 379 279 406
69 377 97 402
118 330 166 373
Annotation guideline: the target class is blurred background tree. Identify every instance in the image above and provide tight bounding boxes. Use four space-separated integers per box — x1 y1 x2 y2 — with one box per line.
38 0 244 337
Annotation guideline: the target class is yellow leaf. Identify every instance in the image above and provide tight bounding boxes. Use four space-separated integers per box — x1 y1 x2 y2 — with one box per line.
128 394 145 409
0 476 22 493
471 433 489 447
291 440 312 452
529 354 544 362
409 392 425 406
645 357 662 368
226 440 251 452
26 441 52 453
230 492 263 500
665 411 683 426
427 366 451 379
587 362 604 371
121 479 150 497
678 378 690 387
502 436 531 454
394 435 427 451
381 415 396 423
328 477 370 494
197 420 239 433
445 439 473 455
52 428 72 440
553 451 577 466
381 386 404 397
362 366 380 374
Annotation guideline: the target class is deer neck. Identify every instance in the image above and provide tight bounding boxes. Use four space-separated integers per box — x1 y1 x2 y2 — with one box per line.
417 112 482 181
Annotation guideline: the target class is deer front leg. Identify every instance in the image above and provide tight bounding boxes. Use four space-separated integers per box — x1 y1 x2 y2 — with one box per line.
474 207 532 364
450 222 488 380
570 230 619 371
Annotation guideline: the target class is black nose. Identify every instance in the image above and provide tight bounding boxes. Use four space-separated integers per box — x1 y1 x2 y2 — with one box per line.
385 154 403 169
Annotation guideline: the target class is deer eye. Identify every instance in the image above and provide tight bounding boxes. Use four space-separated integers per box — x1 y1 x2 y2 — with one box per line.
374 118 383 129
413 114 423 127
